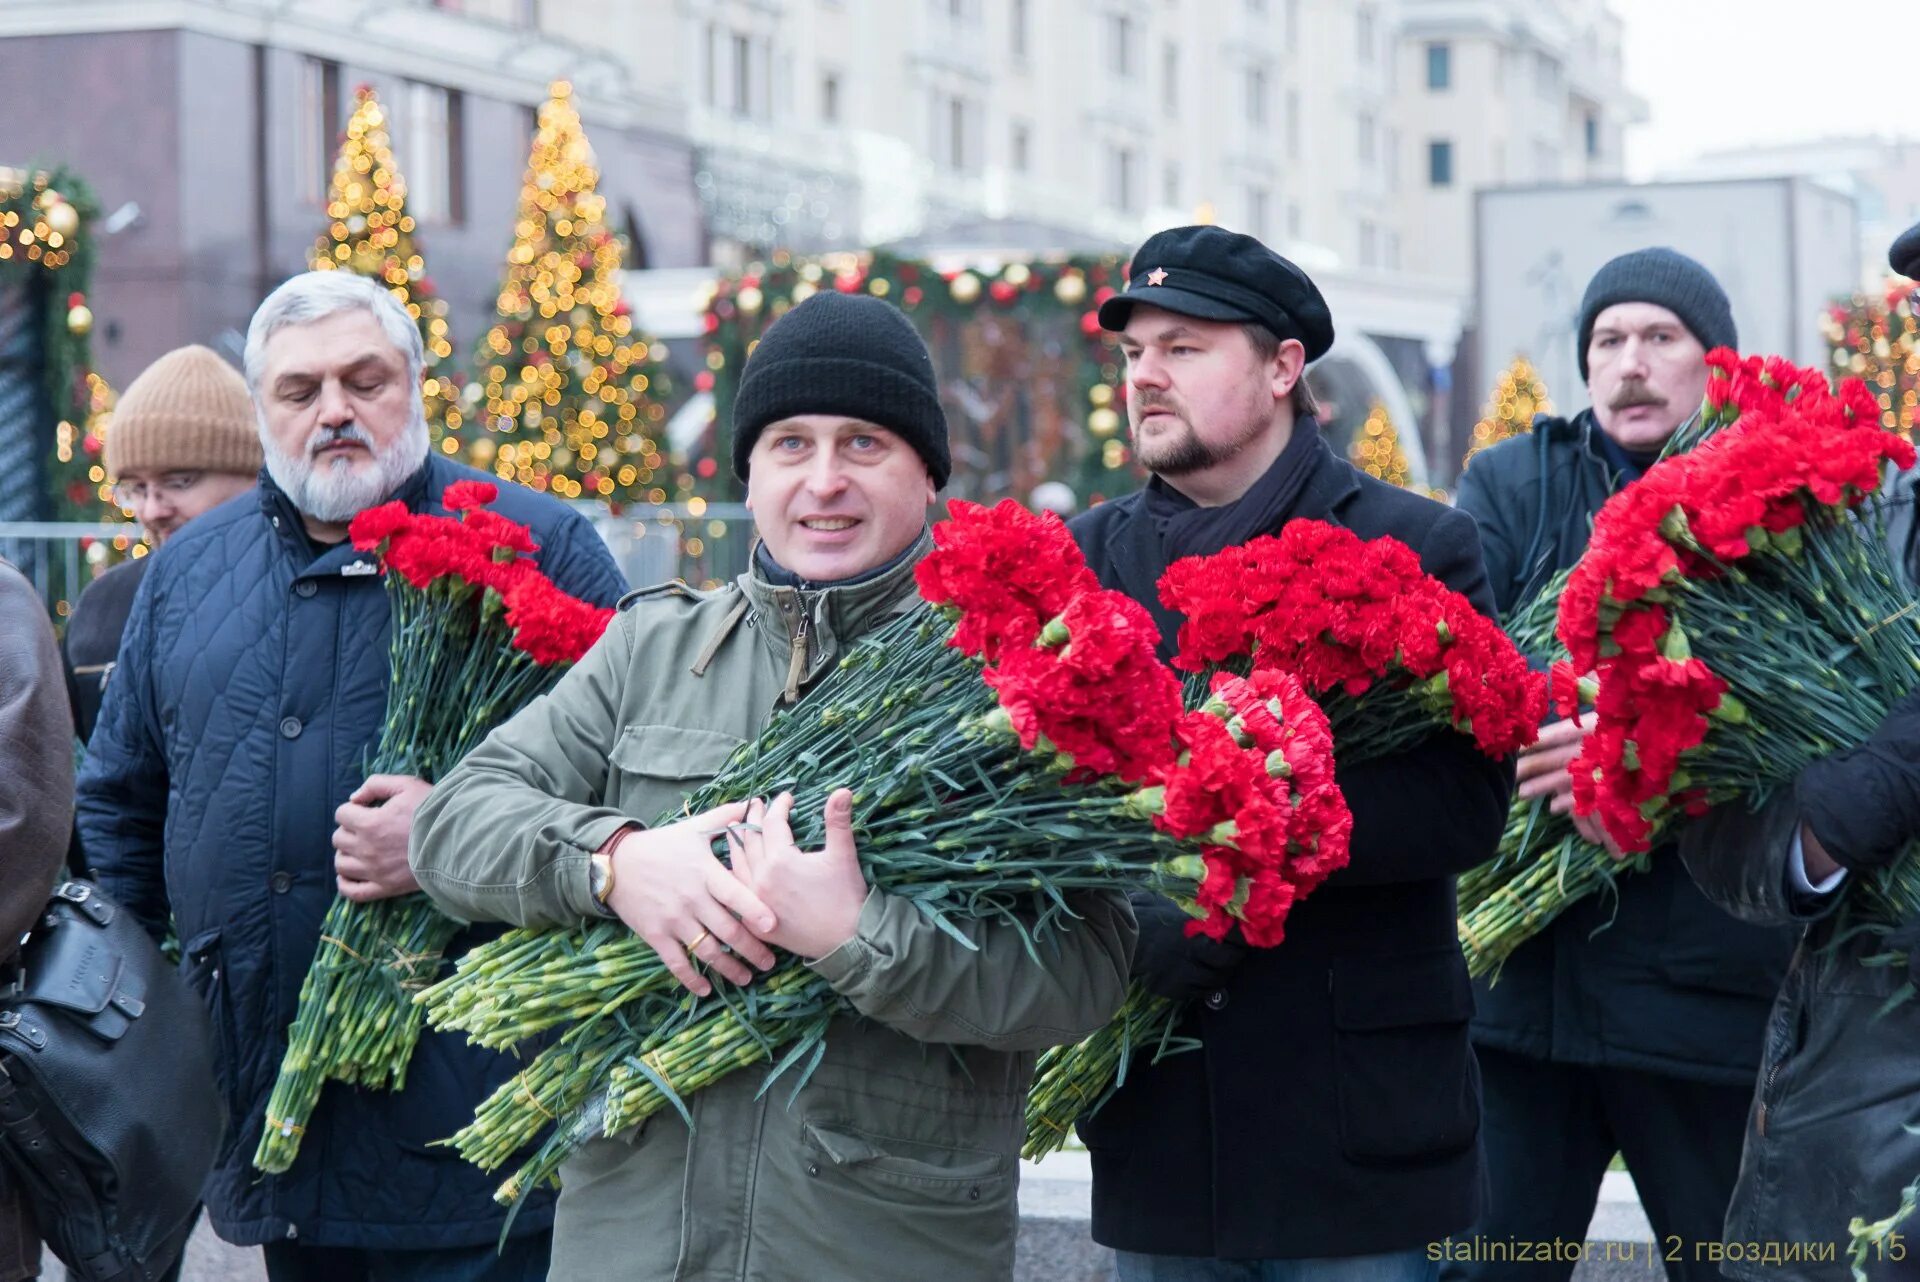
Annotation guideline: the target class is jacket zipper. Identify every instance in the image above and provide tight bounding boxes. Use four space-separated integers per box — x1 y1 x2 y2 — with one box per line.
784 606 811 702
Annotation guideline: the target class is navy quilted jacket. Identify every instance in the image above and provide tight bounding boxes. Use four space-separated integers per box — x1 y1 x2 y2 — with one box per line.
74 456 627 1250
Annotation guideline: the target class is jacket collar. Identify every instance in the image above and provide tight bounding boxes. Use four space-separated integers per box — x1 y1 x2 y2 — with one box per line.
257 455 436 571
735 528 933 701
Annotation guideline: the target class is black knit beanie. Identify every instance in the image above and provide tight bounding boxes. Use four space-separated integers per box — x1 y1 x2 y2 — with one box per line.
1575 247 1738 382
730 292 951 487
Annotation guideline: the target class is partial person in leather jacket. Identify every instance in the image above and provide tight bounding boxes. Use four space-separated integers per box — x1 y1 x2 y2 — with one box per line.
0 557 78 1280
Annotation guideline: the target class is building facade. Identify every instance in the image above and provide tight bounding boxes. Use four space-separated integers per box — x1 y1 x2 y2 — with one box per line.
0 0 702 387
0 0 1641 482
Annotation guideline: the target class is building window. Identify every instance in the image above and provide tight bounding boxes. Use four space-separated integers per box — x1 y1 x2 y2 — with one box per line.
1358 110 1375 165
1428 138 1453 187
516 0 539 25
1287 202 1301 238
1106 144 1137 212
1163 162 1180 206
1107 13 1134 77
1245 66 1267 125
1493 139 1505 181
1385 125 1399 190
1426 42 1450 90
1247 186 1269 239
297 56 341 205
1356 5 1374 62
1285 0 1299 46
1533 140 1557 181
402 82 461 224
821 73 841 123
731 32 754 116
1359 219 1377 268
1584 113 1600 158
1386 230 1401 270
1285 89 1300 159
931 93 972 171
1011 119 1031 172
1163 41 1179 115
1011 0 1028 59
703 24 718 107
1534 50 1559 99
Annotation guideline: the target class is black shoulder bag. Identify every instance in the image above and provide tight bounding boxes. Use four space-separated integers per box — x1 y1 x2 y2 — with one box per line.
0 882 224 1281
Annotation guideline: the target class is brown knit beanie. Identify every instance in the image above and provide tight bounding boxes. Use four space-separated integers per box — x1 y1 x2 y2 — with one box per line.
104 345 262 479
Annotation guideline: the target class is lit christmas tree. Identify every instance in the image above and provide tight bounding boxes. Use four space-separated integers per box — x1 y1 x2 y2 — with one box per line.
310 85 465 450
1349 400 1412 487
1822 280 1918 441
1464 356 1551 468
60 369 120 518
474 80 674 506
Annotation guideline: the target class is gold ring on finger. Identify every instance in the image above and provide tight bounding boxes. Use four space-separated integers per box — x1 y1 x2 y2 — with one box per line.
685 929 712 955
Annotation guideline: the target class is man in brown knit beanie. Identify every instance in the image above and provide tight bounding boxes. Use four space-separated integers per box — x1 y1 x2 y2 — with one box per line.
64 344 261 745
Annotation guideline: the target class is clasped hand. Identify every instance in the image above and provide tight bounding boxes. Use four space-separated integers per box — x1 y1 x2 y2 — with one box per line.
604 789 869 997
1516 712 1626 861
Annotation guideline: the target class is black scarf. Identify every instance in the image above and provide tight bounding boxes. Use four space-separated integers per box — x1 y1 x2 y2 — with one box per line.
1119 421 1325 656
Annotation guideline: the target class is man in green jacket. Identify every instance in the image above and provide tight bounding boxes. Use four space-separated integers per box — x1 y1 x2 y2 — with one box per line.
410 291 1136 1282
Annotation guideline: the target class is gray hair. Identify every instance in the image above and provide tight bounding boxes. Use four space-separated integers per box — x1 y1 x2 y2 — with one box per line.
243 270 424 395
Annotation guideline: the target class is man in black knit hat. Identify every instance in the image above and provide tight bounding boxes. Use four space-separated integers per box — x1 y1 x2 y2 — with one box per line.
411 290 1134 1280
1450 249 1795 1281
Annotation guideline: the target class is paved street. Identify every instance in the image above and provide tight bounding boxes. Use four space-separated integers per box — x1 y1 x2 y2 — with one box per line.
45 1158 1658 1282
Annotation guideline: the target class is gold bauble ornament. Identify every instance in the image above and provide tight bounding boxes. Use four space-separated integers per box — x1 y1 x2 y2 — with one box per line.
67 304 93 336
1054 273 1087 305
950 272 981 304
45 201 79 239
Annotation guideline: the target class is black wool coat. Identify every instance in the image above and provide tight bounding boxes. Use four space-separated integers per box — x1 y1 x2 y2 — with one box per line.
1068 434 1514 1259
1453 411 1795 1085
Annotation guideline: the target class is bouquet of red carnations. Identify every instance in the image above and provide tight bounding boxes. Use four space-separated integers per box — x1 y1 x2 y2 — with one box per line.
253 481 612 1174
1555 351 1919 922
1023 519 1545 1159
420 500 1358 1207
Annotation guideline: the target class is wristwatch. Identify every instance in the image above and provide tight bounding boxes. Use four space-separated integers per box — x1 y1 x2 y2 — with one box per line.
589 851 616 905
589 824 638 906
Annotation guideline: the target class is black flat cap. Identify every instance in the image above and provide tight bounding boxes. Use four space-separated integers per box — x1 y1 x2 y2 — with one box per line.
1098 225 1335 361
1893 220 1920 279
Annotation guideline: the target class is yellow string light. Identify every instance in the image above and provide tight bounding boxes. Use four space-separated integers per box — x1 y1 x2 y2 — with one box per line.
1349 400 1412 487
1463 356 1551 469
310 87 466 449
473 81 673 506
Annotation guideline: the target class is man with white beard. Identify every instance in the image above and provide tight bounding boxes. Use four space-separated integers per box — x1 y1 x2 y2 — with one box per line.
76 271 626 1281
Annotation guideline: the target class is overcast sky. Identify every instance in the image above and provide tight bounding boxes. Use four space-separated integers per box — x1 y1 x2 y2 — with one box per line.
1612 0 1892 178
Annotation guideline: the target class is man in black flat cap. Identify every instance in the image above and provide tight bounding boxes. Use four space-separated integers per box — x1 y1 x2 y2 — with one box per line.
1068 225 1515 1282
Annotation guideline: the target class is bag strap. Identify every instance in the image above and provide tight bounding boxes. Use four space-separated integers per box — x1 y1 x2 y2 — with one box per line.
0 1064 128 1280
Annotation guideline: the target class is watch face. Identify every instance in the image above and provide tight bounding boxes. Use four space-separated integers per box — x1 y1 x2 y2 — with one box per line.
590 854 611 902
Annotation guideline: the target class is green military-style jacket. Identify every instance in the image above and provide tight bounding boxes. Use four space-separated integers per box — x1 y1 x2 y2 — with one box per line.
410 534 1136 1281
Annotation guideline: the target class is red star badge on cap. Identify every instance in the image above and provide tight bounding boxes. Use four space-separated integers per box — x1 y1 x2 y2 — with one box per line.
1145 267 1169 286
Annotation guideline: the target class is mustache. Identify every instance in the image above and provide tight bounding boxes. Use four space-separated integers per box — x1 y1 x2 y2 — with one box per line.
308 423 373 457
1133 392 1183 417
1608 380 1668 411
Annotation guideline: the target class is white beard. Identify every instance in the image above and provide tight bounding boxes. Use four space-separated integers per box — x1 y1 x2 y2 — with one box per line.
262 409 429 524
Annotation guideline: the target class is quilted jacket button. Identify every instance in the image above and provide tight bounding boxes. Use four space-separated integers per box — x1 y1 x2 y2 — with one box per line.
1204 990 1228 1012
295 580 317 599
279 717 302 740
270 872 293 894
806 1162 821 1178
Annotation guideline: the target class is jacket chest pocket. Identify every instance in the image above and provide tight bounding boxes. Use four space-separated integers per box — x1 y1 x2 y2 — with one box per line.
606 723 747 824
1331 948 1480 1166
